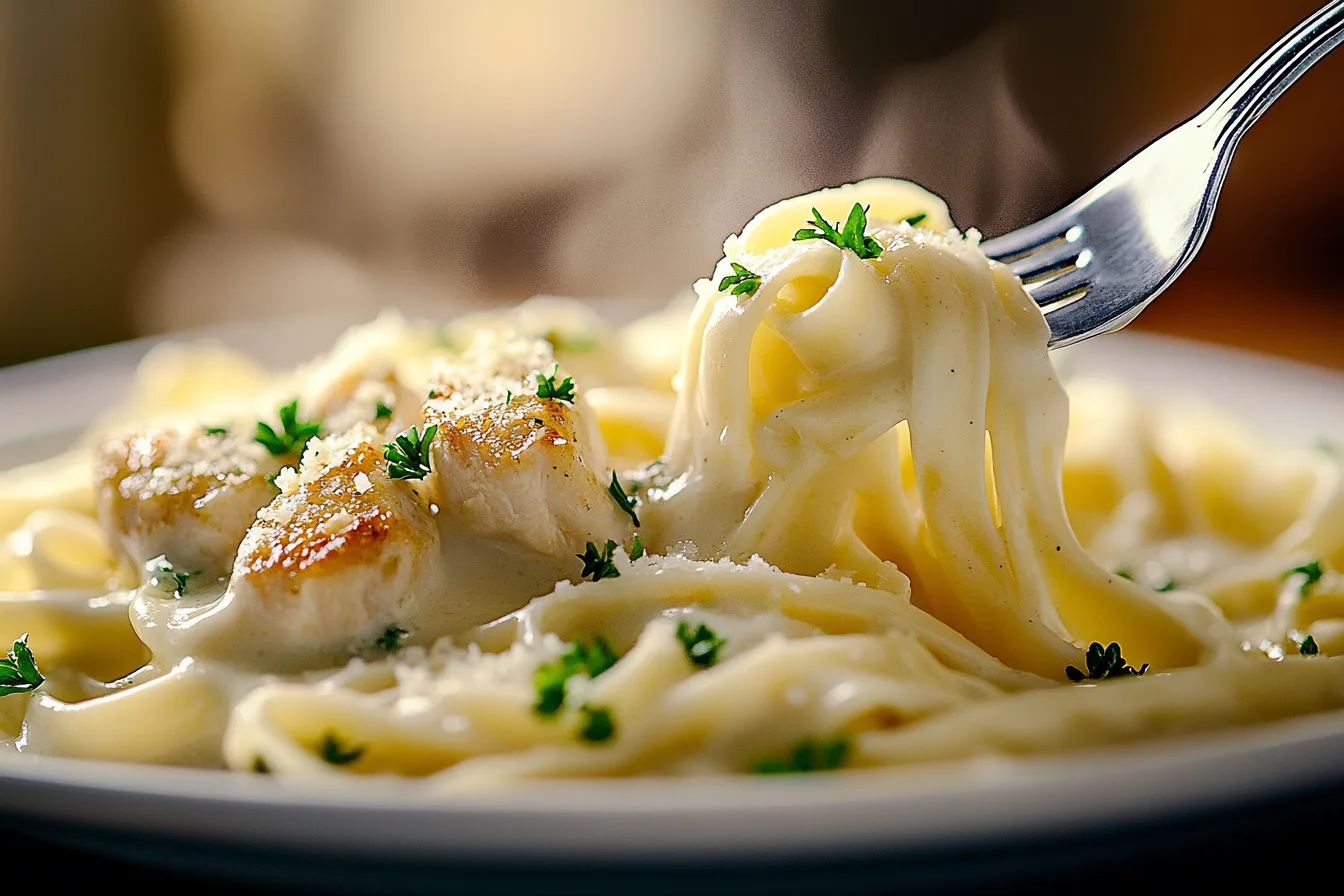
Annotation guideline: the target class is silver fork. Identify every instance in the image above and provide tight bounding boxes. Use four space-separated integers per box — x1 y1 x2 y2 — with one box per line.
981 1 1344 348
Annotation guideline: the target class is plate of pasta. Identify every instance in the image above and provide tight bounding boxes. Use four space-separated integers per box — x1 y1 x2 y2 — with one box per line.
3 179 1344 888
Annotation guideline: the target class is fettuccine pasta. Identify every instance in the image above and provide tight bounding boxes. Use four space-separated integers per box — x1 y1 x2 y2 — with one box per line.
3 179 1343 790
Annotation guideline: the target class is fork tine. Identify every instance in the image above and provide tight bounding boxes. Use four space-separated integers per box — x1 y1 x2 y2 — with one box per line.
979 217 1072 263
1009 239 1085 281
1026 267 1092 307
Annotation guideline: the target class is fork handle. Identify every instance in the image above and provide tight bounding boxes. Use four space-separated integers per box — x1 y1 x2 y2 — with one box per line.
1198 1 1344 145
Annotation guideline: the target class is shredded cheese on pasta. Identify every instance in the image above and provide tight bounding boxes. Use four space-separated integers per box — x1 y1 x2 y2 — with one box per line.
3 179 1344 789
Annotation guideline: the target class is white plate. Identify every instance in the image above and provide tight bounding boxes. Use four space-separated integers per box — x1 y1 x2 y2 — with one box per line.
3 318 1344 892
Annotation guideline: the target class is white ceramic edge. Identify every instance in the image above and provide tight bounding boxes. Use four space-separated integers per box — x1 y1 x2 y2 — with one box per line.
2 319 1344 862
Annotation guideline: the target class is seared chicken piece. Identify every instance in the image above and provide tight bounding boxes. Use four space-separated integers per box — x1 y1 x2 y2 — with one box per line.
424 332 631 559
96 428 284 581
190 426 450 671
291 312 434 434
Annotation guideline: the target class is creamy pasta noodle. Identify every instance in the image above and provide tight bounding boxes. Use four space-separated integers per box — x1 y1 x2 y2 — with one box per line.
3 179 1344 790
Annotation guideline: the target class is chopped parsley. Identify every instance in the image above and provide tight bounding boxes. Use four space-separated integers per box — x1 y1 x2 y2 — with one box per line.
1300 635 1320 656
608 473 640 527
1286 560 1324 597
384 424 437 480
578 705 615 742
1114 567 1175 592
203 425 229 436
145 555 193 597
251 756 271 774
717 262 762 297
374 400 394 422
255 399 322 456
0 634 44 696
535 364 576 403
903 212 927 227
630 534 646 561
792 203 883 260
577 540 620 582
541 329 596 353
753 737 850 774
1065 641 1149 682
375 625 409 652
317 732 365 766
676 620 725 669
533 635 621 715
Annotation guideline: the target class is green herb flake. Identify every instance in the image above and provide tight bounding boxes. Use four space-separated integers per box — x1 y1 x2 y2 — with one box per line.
375 625 408 652
252 756 271 774
1065 641 1149 682
203 425 229 436
577 540 620 582
630 534 646 561
903 212 927 227
753 737 850 774
145 554 193 597
717 261 762 298
608 472 640 527
1300 635 1320 656
1286 560 1324 597
255 399 323 457
541 329 597 353
374 400 394 422
532 635 621 716
578 705 615 742
0 634 44 697
535 364 577 403
384 424 438 480
676 620 725 669
792 203 883 260
1114 567 1176 592
317 732 365 766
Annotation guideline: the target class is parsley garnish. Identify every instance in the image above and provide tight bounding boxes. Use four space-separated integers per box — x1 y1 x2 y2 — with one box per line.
203 425 229 436
251 756 271 774
0 634 44 696
535 364 576 403
903 212 927 226
630 534 646 561
1115 568 1175 592
577 540 620 582
533 635 621 715
676 620 725 669
374 400 394 421
792 203 883 259
145 554 193 597
1300 635 1320 656
608 473 640 527
255 399 322 456
717 262 762 297
317 732 365 765
1065 642 1149 682
753 737 850 774
384 424 437 480
1286 560 1324 597
578 705 615 742
541 329 596 353
375 625 408 652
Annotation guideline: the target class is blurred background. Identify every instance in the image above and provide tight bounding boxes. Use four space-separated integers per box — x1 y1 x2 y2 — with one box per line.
0 0 1340 370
